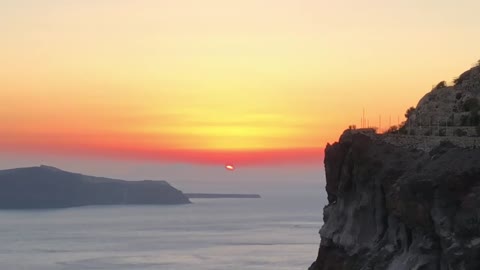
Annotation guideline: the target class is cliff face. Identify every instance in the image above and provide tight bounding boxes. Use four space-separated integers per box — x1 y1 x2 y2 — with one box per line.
0 165 191 209
309 131 480 270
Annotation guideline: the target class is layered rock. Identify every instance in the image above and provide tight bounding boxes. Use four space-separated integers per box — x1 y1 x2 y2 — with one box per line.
309 130 480 270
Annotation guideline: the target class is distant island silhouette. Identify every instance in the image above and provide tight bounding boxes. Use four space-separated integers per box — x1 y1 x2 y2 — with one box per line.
0 165 191 209
185 193 261 199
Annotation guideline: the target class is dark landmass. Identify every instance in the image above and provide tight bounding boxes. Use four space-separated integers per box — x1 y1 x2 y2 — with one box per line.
309 63 480 270
185 193 261 199
0 165 191 209
310 131 480 270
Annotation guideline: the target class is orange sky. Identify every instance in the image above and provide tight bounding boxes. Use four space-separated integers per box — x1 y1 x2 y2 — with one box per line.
1 0 480 165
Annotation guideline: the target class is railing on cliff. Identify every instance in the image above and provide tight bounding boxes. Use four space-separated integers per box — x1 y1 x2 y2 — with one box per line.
345 128 480 152
379 134 479 152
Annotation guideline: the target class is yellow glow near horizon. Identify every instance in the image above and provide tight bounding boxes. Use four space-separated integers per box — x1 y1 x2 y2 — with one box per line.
1 0 480 164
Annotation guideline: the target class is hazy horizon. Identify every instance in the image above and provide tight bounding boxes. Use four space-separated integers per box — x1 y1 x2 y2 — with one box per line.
0 153 325 197
2 1 480 269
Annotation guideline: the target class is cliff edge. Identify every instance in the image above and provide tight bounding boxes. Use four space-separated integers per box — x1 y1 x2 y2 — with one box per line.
309 130 480 270
309 62 480 270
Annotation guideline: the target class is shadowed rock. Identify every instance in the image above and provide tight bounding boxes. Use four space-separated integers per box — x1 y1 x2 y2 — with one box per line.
309 131 480 270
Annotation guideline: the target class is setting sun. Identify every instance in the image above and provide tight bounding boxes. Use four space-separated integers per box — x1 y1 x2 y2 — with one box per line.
225 164 236 171
2 1 479 166
1 1 480 270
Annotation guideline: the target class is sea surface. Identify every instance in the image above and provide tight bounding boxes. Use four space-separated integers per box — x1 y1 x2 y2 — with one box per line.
0 192 324 270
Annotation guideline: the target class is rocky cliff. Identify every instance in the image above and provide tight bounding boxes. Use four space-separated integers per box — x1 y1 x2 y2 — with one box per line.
309 130 480 270
0 165 191 209
406 64 480 136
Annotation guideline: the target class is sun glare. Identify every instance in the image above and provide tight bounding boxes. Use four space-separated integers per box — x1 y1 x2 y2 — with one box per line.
225 164 235 171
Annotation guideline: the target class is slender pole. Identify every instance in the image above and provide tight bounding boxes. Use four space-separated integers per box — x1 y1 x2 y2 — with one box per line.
363 108 365 129
397 116 400 134
379 115 381 132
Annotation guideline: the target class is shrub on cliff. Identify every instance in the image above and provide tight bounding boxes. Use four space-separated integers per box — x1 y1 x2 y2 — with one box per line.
386 125 398 133
454 67 477 86
434 81 447 89
405 107 416 119
398 122 408 134
454 77 461 85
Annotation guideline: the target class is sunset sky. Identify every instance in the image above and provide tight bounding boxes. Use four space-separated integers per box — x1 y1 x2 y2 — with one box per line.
2 0 480 167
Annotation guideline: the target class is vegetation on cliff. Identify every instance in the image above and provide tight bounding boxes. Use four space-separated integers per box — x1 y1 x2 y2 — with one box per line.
310 62 480 269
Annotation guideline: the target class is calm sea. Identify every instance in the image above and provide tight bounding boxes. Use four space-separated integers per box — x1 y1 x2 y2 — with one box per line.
0 192 324 270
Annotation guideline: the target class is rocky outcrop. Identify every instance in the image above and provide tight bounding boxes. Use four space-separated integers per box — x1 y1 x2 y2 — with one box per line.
0 165 191 209
407 64 480 136
309 131 480 270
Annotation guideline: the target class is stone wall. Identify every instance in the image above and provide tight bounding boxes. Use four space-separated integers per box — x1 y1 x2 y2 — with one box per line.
380 134 480 152
406 126 478 137
344 128 480 152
